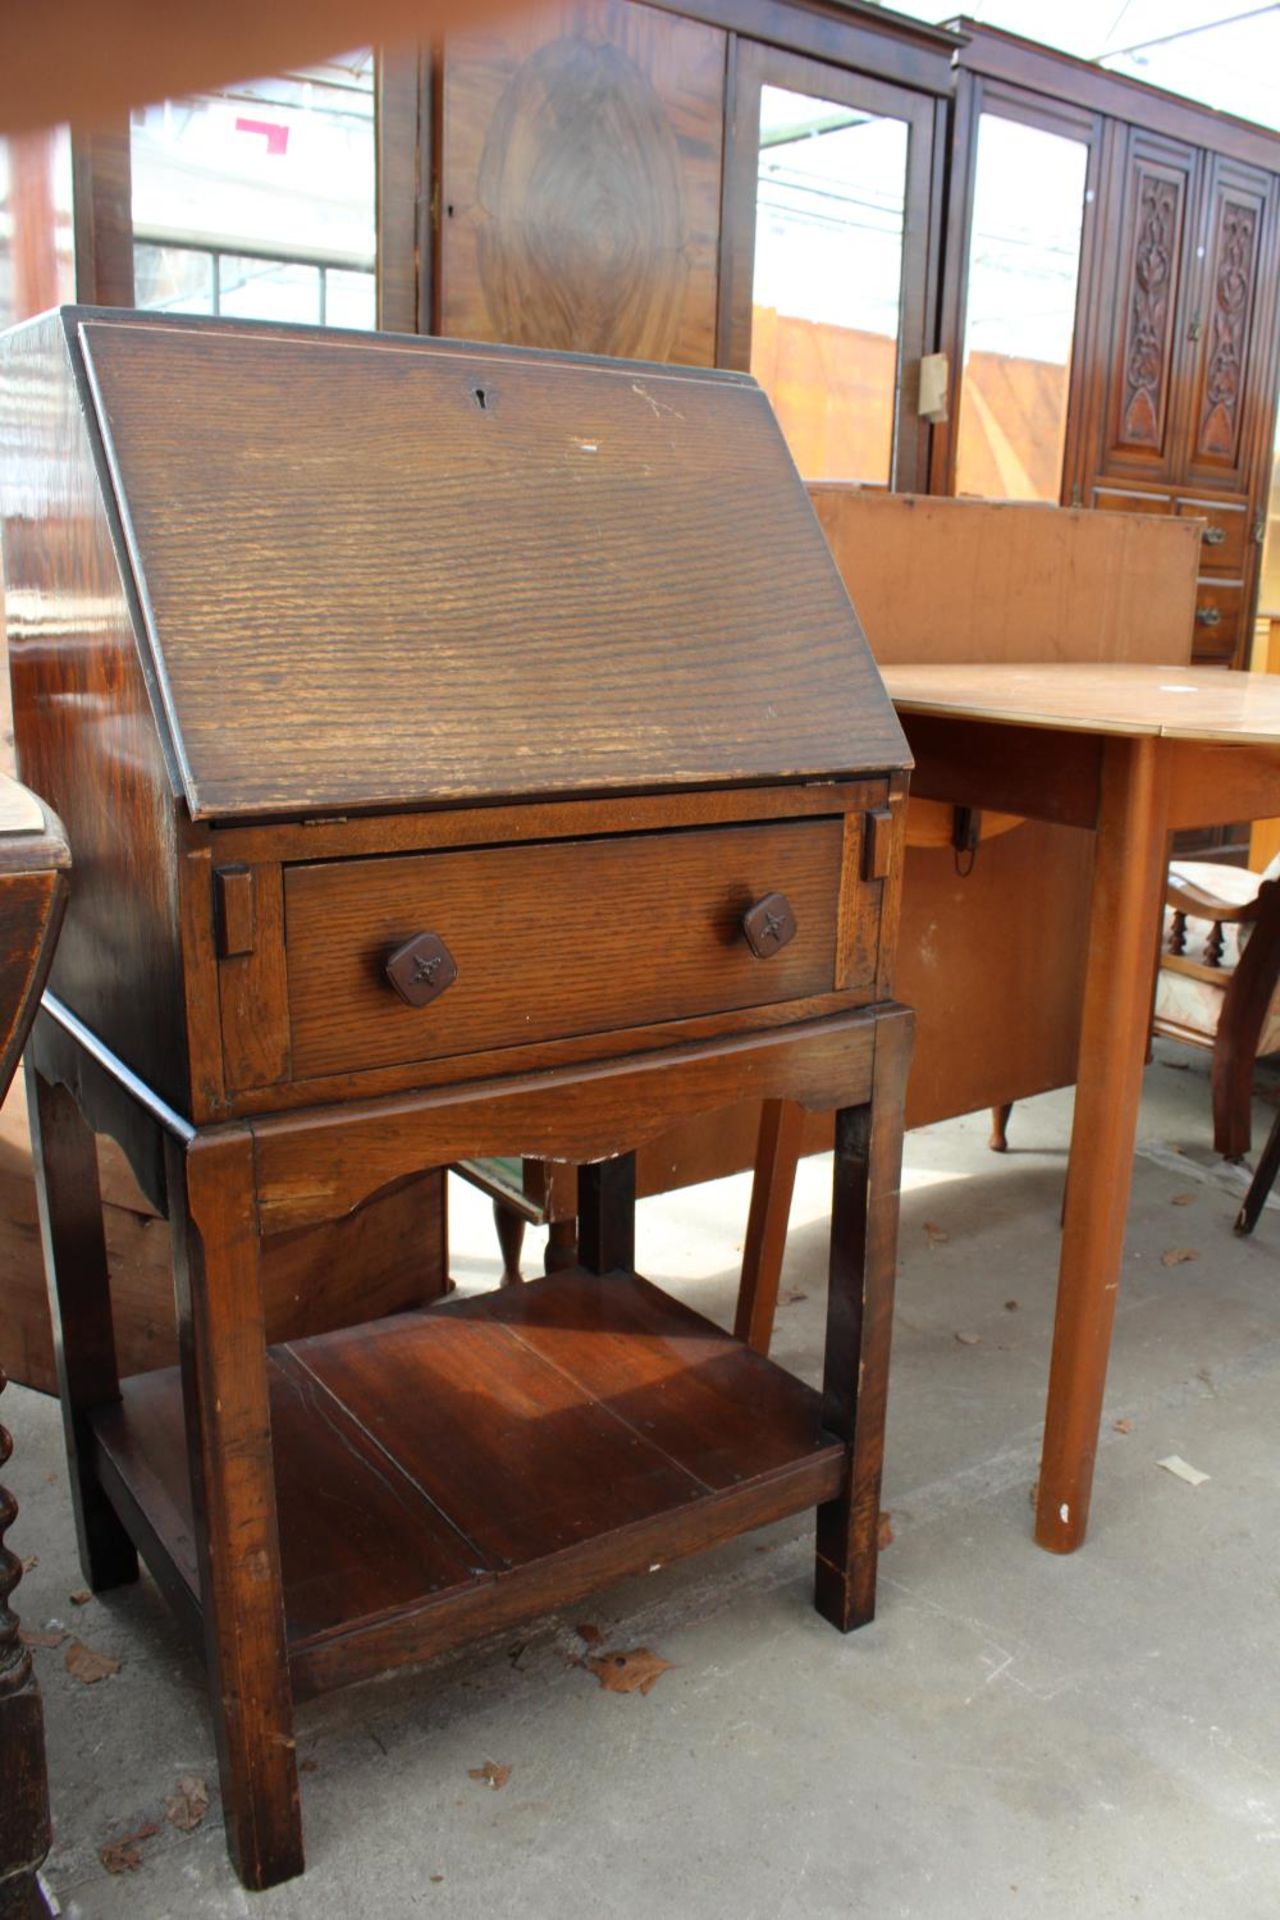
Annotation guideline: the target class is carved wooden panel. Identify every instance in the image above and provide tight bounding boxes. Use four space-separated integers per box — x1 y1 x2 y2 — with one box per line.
1188 158 1272 478
1112 154 1190 459
438 0 725 365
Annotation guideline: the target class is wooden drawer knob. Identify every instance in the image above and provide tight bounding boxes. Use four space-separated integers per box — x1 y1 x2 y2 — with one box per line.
385 931 458 1007
741 892 796 959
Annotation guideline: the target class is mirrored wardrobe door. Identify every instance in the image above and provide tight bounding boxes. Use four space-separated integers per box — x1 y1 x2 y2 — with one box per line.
720 43 939 493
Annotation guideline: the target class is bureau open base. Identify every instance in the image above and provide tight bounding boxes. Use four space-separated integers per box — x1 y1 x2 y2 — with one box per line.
28 1002 912 1889
90 1268 847 1700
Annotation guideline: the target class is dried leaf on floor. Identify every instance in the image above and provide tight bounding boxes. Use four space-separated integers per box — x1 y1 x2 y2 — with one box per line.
69 1589 91 1606
924 1222 949 1246
66 1639 121 1684
1158 1454 1210 1487
164 1775 210 1832
954 1331 981 1346
1113 1417 1134 1435
877 1511 894 1549
1171 1192 1196 1207
21 1627 66 1649
575 1622 602 1646
99 1823 157 1875
782 1289 808 1305
21 1554 37 1573
585 1647 674 1696
1004 1300 1019 1312
468 1761 511 1790
1161 1247 1200 1267
300 1758 319 1773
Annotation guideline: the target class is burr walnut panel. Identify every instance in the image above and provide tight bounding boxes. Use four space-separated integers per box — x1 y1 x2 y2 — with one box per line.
439 0 725 364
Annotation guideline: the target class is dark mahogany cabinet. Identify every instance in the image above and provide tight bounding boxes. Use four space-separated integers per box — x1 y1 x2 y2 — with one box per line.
936 22 1280 670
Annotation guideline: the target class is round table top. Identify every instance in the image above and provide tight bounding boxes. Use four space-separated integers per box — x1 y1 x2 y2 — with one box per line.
881 662 1280 748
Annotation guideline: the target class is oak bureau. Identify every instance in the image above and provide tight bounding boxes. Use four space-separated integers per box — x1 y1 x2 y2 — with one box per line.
0 308 913 1888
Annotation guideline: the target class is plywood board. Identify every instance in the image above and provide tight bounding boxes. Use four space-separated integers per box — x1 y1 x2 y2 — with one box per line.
809 487 1200 668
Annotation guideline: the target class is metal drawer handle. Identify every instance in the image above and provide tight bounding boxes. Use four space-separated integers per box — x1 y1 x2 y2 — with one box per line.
741 892 797 959
1195 605 1222 628
385 931 458 1007
1201 524 1226 546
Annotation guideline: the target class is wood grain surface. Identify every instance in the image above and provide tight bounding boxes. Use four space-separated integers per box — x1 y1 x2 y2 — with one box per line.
252 1008 880 1235
77 315 907 818
90 1267 844 1689
284 819 845 1080
809 488 1199 669
439 0 725 364
168 1132 301 1888
0 781 69 1920
884 661 1280 744
0 314 188 1108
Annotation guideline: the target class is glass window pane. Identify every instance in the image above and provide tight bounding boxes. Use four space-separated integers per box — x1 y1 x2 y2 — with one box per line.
953 114 1089 502
751 85 909 485
219 254 321 324
130 52 375 331
324 266 376 331
134 240 214 313
131 54 375 269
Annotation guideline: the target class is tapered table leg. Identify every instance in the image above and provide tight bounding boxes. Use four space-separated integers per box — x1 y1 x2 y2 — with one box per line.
493 1200 526 1285
734 1099 804 1355
815 1006 912 1630
168 1131 302 1890
1035 735 1171 1553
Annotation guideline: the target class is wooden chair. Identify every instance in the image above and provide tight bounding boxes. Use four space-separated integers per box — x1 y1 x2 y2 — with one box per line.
1154 855 1280 1160
993 855 1280 1164
1237 1102 1280 1235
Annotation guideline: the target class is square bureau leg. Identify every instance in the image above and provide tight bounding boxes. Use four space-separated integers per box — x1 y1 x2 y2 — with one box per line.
26 1060 138 1594
815 1007 913 1632
578 1152 636 1274
165 1131 303 1891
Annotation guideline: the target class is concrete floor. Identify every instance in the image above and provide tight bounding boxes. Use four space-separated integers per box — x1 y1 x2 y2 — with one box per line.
6 1040 1280 1919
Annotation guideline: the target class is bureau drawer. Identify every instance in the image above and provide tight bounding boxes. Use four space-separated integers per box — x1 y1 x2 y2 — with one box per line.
283 819 855 1080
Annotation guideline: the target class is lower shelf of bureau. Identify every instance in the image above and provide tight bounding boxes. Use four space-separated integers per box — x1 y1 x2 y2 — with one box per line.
90 1268 846 1698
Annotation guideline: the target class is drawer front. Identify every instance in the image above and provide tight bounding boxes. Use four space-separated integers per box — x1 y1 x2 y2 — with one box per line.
1191 581 1242 663
1174 496 1248 571
1090 485 1171 517
284 819 851 1080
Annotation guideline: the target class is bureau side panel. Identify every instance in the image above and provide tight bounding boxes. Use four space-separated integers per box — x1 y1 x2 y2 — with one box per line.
0 315 188 1108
